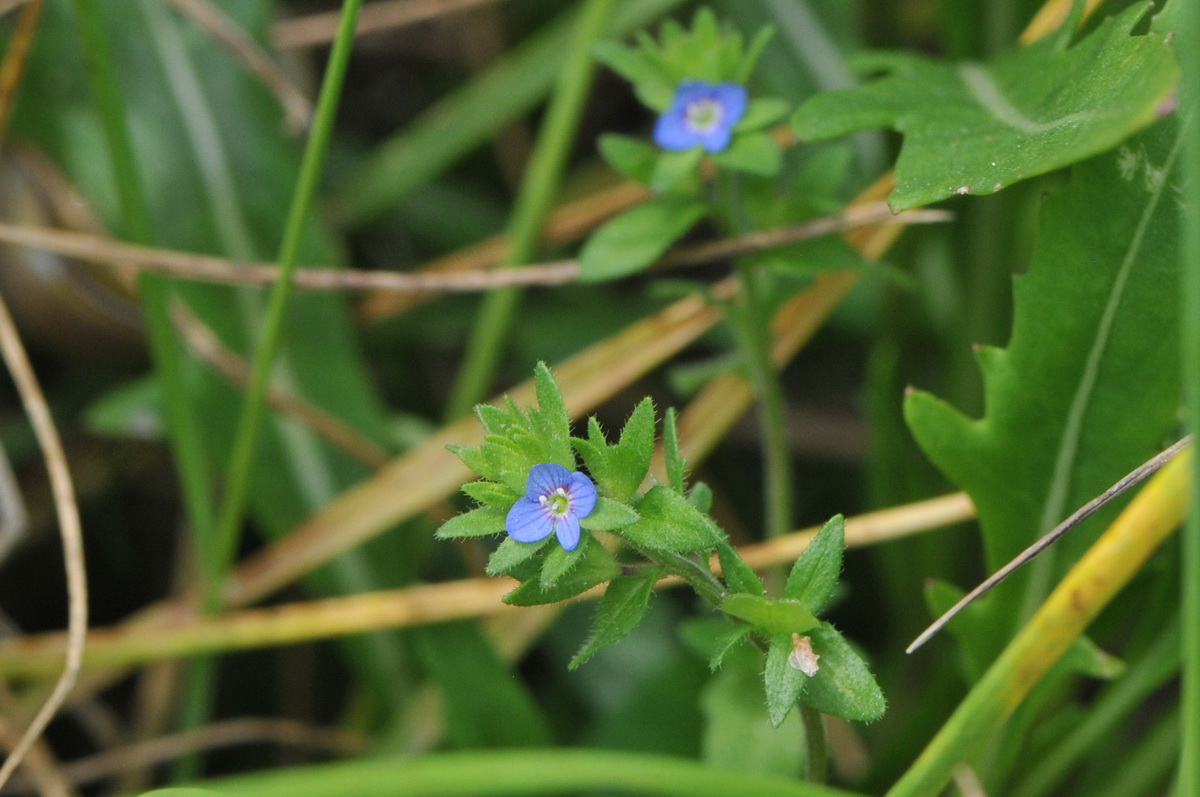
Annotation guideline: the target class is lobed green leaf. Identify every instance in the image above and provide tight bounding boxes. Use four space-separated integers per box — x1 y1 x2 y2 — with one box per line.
569 570 661 669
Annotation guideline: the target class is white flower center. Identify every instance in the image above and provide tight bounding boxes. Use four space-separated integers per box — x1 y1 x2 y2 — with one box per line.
685 98 723 133
539 487 571 517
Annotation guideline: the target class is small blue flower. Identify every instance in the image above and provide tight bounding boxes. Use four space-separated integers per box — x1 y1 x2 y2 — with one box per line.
506 463 597 551
654 80 748 153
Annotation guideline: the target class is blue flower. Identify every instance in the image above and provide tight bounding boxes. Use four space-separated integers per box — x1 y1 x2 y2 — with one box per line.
505 463 597 551
653 80 748 153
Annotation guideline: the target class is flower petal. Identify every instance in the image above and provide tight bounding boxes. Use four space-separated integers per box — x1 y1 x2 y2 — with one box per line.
567 471 597 518
555 512 582 551
653 108 698 151
525 463 571 499
712 83 748 125
506 497 554 543
697 125 734 153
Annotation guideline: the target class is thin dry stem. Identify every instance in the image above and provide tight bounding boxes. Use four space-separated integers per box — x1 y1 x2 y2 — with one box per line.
0 684 74 797
0 289 88 790
164 0 313 132
273 0 509 49
170 301 392 468
0 204 948 296
57 718 367 790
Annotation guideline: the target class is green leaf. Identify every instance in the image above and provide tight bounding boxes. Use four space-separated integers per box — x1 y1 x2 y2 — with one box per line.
710 131 782 176
708 624 754 671
599 133 660 185
577 196 709 282
800 624 886 722
541 537 591 586
904 117 1183 641
84 375 163 441
460 480 520 509
663 407 686 492
569 570 660 669
504 536 620 605
784 515 844 613
486 536 552 576
687 482 713 514
531 362 573 465
434 505 508 540
764 632 807 727
579 497 641 531
621 485 723 552
716 539 765 596
793 3 1179 210
604 397 656 501
722 594 819 636
735 97 791 132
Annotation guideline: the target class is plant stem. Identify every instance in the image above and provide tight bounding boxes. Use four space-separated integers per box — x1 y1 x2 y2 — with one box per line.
800 704 828 784
445 0 616 420
643 548 727 607
732 261 796 540
207 0 364 598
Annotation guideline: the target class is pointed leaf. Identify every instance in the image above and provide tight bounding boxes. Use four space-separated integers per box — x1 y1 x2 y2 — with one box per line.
435 505 508 539
716 539 765 596
504 536 620 605
663 407 686 492
579 497 641 531
621 485 723 552
570 570 661 668
460 480 520 509
604 397 656 500
784 515 845 612
578 196 709 282
487 536 553 576
721 594 818 636
764 632 807 727
599 133 661 185
799 624 886 722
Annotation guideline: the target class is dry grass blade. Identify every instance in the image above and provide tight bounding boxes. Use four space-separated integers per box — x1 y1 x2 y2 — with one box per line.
273 0 510 50
0 289 88 790
0 491 973 677
165 0 313 132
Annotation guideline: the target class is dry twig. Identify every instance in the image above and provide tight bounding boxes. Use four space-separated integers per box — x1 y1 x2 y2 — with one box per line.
0 289 88 790
273 0 509 49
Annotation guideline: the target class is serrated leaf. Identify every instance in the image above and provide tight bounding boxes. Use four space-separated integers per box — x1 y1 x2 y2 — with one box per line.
800 624 886 722
604 397 656 500
784 515 844 613
716 539 764 596
504 536 620 606
486 536 552 576
460 480 520 508
577 196 709 282
599 133 660 185
531 362 574 464
904 118 1183 641
621 485 723 552
764 632 806 727
579 497 640 531
474 403 520 436
710 131 782 176
793 3 1179 210
569 570 660 668
434 505 508 540
722 594 818 636
663 407 686 492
